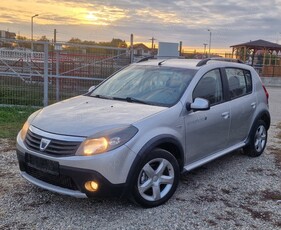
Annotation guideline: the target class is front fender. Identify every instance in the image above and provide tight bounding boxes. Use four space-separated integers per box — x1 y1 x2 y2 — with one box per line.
125 135 184 191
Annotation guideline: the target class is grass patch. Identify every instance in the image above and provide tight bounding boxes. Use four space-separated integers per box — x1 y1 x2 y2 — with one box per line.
0 76 95 106
0 106 38 139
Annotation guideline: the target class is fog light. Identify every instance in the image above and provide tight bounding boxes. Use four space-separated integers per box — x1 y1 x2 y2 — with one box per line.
85 181 99 192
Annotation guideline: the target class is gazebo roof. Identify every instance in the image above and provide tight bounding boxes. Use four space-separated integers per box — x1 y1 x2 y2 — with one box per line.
230 39 281 51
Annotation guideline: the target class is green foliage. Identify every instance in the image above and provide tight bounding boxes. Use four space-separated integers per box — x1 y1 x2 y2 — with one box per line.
263 53 279 65
83 40 97 46
16 35 28 40
99 38 127 48
38 35 49 42
64 37 127 55
235 48 251 61
68 38 82 44
0 76 95 107
0 106 38 139
66 37 127 48
0 77 44 106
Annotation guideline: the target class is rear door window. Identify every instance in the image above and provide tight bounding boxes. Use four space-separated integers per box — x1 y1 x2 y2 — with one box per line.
225 68 252 99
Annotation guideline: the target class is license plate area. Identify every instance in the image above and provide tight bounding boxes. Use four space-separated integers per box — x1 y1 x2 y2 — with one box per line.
25 153 59 175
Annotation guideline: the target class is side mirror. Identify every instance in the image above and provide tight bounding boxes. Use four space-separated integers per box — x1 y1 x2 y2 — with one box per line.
88 86 96 92
186 98 210 111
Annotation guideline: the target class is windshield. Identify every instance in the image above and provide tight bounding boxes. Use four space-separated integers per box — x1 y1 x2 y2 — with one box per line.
90 65 197 107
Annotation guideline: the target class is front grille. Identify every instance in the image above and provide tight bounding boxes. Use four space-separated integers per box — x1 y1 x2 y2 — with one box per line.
25 165 78 190
24 130 81 156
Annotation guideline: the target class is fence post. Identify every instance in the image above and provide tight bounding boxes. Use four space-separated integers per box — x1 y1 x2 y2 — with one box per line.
56 48 60 101
130 33 134 63
43 42 49 106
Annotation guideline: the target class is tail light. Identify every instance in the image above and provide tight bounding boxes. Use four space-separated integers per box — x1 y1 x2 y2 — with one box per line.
262 84 269 104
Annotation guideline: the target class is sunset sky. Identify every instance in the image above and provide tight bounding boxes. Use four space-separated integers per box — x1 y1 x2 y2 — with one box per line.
1 0 281 52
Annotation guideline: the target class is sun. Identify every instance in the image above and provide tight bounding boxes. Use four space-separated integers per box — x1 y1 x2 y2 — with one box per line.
86 12 97 21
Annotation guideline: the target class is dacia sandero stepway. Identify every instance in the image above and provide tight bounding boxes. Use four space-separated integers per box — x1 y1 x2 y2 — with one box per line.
16 58 270 207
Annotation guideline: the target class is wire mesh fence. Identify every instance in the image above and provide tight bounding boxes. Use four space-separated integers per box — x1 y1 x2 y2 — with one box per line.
1 38 281 107
0 39 130 106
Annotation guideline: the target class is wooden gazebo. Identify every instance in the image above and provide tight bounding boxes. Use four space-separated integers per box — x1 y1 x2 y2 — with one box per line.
231 39 281 65
231 40 281 76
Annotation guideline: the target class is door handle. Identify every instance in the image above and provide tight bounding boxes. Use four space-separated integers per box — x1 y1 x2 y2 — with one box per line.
221 112 230 119
251 102 256 109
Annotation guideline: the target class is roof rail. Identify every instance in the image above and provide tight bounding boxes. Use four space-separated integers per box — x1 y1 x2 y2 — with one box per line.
136 56 156 63
196 58 244 67
136 56 184 63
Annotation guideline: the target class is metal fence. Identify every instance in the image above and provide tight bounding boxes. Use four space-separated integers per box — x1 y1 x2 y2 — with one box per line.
1 38 281 107
0 38 131 106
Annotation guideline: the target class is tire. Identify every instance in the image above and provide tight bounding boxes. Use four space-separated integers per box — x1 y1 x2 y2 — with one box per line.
244 120 268 157
131 148 180 208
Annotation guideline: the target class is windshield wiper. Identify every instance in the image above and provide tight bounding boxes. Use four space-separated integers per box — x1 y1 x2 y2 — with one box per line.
91 94 113 100
125 97 151 105
92 94 152 105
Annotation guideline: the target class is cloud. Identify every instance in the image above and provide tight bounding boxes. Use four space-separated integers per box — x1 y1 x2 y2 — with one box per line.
1 0 280 50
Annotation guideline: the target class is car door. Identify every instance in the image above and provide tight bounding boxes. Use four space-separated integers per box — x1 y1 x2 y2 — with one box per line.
184 68 231 164
224 68 256 146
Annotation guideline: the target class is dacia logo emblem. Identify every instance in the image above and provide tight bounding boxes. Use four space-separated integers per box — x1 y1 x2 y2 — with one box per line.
40 138 51 151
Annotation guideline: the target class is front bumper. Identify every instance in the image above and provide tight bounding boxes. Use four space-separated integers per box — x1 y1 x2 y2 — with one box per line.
17 150 129 198
16 128 138 198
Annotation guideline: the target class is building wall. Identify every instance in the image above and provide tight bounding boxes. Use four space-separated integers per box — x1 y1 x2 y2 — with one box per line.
0 30 16 39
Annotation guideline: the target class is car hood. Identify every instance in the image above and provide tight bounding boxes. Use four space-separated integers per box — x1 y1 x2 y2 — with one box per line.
31 96 166 137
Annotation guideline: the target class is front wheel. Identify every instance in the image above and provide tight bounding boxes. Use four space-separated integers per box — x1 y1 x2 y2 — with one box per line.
244 120 268 157
131 148 180 208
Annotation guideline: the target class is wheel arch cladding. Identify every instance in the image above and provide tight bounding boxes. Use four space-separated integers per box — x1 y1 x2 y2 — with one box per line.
245 110 270 146
125 135 184 186
260 110 270 130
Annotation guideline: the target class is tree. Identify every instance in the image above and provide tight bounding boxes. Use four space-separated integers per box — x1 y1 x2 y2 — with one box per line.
37 35 49 42
17 35 28 40
68 38 82 44
110 38 127 48
14 35 31 49
83 40 97 46
98 38 127 48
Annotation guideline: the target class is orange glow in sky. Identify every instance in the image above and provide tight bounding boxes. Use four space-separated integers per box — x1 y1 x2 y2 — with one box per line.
0 0 127 26
2 0 266 52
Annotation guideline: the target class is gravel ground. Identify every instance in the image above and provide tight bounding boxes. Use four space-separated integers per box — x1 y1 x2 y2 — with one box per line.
0 87 280 230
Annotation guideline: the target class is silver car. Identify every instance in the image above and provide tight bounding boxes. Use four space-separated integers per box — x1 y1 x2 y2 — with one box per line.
16 58 270 207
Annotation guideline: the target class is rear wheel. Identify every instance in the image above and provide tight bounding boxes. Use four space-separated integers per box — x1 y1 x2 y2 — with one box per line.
131 148 179 208
244 120 268 157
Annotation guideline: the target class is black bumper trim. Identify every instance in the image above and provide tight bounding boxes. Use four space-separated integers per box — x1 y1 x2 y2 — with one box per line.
17 150 128 198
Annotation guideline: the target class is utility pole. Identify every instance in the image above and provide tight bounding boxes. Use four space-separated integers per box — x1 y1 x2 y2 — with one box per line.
31 14 39 50
149 37 156 55
203 43 207 55
179 41 182 56
54 28 60 102
130 33 134 63
208 29 212 58
54 29 57 43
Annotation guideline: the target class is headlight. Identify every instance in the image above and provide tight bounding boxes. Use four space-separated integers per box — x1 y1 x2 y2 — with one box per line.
76 125 138 156
20 121 30 141
19 109 41 141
